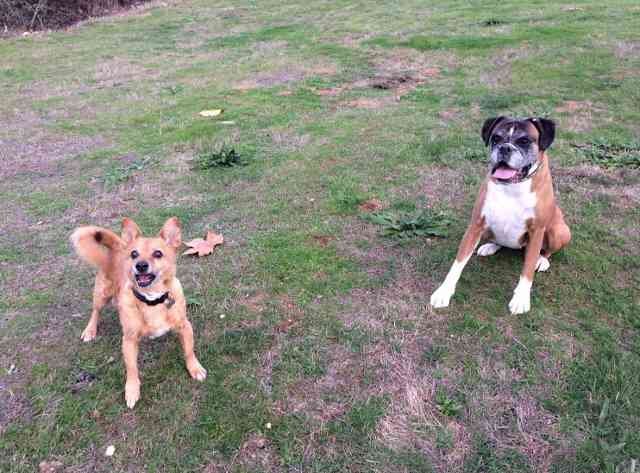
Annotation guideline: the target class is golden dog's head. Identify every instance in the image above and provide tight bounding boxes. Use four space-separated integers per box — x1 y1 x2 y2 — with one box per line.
121 217 182 290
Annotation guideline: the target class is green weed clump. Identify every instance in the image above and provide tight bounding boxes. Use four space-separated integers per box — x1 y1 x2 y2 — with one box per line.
192 143 245 170
574 139 640 168
364 208 452 239
102 156 155 188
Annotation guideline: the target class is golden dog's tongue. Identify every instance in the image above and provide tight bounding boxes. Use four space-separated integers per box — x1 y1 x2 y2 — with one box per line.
493 165 517 180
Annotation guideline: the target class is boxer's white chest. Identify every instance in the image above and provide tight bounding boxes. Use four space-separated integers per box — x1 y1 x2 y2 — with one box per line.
481 180 537 249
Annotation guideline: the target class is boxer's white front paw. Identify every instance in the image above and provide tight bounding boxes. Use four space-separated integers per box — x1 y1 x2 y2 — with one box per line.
509 277 532 314
477 243 501 256
535 256 550 272
509 291 530 314
430 284 455 309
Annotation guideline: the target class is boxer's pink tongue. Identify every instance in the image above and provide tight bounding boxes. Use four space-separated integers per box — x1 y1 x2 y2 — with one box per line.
493 165 517 180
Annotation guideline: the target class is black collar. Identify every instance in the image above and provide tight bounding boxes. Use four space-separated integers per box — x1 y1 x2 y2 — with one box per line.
132 288 170 306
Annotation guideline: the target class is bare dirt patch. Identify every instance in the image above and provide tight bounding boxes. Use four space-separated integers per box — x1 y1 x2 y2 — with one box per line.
0 379 32 436
275 295 304 333
554 100 602 133
273 343 369 423
375 351 471 472
234 69 307 90
270 130 311 152
91 57 157 89
467 357 561 472
0 126 109 181
235 433 282 473
614 40 640 59
555 164 640 210
418 166 469 209
481 46 533 89
233 63 337 91
238 291 269 314
326 48 447 106
439 108 462 122
343 97 398 110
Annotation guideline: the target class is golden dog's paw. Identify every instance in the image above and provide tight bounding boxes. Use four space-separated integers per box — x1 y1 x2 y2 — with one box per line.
188 360 207 382
80 325 97 342
125 381 140 409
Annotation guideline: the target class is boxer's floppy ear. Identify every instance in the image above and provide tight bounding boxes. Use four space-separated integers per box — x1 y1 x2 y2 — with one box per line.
528 117 556 151
481 116 507 146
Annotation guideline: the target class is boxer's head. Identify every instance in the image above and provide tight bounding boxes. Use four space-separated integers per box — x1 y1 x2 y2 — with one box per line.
481 116 555 183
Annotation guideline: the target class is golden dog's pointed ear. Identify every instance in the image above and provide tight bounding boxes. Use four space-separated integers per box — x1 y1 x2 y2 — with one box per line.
159 217 182 248
121 218 142 244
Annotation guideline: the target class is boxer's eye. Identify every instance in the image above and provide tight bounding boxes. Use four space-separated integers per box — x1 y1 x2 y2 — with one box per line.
516 137 531 147
491 135 502 145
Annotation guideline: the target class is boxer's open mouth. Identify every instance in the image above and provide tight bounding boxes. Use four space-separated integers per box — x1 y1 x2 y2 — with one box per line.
491 163 531 183
135 273 156 288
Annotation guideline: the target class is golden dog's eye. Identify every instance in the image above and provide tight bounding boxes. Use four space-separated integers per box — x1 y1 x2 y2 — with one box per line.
130 250 139 259
152 250 163 258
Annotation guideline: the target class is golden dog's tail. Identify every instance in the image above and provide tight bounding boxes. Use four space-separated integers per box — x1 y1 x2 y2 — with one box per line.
70 226 124 270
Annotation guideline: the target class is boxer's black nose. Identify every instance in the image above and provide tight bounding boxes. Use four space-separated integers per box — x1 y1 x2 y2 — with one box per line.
135 261 149 273
498 144 510 158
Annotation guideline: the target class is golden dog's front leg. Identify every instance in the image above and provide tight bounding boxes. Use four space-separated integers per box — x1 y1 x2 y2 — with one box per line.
177 320 207 381
122 333 141 408
509 229 545 315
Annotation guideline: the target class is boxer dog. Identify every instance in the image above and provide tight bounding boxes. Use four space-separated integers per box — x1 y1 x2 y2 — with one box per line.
430 116 571 314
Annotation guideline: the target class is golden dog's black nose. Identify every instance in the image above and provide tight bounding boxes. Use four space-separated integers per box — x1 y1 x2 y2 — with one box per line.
135 261 149 273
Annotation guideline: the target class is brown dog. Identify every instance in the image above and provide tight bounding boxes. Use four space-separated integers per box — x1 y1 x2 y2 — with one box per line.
430 117 571 314
71 217 206 408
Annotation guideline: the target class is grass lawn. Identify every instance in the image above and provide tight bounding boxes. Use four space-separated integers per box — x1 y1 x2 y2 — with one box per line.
1 0 639 471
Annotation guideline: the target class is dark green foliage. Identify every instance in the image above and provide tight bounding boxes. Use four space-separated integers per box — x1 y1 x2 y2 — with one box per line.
192 143 245 170
574 139 640 168
364 208 452 239
465 434 532 473
102 155 155 188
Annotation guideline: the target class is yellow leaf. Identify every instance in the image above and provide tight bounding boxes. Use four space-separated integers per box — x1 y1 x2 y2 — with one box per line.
199 109 223 117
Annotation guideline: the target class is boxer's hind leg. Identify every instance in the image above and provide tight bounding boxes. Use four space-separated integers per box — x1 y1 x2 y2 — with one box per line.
537 206 571 272
542 206 571 256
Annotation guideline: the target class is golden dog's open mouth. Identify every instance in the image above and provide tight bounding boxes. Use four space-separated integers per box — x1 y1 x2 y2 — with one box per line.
135 273 156 288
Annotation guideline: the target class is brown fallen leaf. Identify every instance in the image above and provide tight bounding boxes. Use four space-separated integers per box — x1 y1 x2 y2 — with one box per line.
311 235 334 247
183 231 224 257
359 198 384 212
